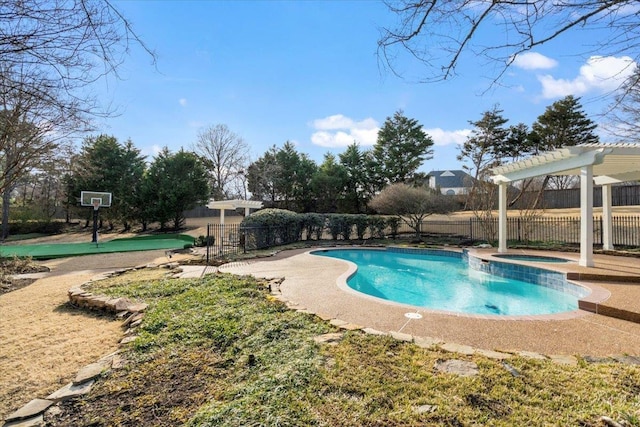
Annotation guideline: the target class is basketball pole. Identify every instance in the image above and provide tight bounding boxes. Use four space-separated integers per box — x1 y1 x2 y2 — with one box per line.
92 206 99 244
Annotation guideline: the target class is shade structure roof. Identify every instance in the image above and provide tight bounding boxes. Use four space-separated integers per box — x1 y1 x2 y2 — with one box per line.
491 143 640 185
206 199 263 211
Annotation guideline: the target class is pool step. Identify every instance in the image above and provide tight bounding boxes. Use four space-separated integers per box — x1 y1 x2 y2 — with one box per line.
568 272 640 283
579 300 640 324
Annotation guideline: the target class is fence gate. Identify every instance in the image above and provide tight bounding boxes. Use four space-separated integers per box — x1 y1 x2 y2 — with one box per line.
206 224 244 263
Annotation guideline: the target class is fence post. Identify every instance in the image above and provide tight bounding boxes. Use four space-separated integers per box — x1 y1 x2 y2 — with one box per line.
206 224 211 265
517 217 521 242
469 218 473 241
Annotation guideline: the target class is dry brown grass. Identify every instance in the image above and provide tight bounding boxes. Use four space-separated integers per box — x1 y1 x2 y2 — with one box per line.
0 249 199 419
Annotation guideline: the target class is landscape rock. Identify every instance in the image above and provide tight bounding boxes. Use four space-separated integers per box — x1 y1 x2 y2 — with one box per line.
413 404 437 414
517 351 547 360
313 332 344 345
3 414 44 427
413 336 442 349
549 354 578 366
46 381 94 402
329 319 347 327
362 328 386 336
389 331 413 342
4 399 53 422
440 342 475 355
73 361 109 385
120 336 137 344
435 359 479 377
612 355 640 365
475 349 511 360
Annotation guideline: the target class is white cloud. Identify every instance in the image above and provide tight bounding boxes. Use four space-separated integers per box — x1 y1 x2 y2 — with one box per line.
179 98 187 107
310 114 379 147
538 55 636 99
513 52 558 70
425 128 472 146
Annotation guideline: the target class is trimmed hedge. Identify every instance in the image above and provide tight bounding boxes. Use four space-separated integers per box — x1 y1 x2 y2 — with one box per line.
240 209 402 244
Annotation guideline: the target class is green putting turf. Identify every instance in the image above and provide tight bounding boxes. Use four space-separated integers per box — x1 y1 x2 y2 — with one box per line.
0 234 195 260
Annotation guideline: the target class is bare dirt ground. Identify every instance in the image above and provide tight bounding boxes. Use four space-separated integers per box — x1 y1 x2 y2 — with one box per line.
0 217 220 420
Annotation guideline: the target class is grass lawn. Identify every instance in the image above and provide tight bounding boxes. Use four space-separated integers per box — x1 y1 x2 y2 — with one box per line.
46 269 640 426
0 234 195 259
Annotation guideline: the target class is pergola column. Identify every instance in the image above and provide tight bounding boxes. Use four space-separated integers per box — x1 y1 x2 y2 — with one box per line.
602 184 614 251
580 166 594 267
219 208 225 225
498 182 508 253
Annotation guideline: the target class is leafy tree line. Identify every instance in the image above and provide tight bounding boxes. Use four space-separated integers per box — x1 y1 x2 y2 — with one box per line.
247 97 599 217
63 135 210 231
247 110 435 213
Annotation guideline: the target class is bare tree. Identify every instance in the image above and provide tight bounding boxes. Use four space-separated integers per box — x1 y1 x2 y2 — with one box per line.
369 183 457 239
0 0 153 238
0 0 155 115
607 66 640 140
193 124 250 200
378 1 638 90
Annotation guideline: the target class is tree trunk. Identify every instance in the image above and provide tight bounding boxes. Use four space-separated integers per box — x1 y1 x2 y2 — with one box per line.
1 188 11 240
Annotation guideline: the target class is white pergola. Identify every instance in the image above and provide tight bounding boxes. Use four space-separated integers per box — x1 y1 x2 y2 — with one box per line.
491 143 640 267
206 199 263 224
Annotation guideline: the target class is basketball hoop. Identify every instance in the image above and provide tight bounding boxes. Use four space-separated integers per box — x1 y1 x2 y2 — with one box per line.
92 198 101 211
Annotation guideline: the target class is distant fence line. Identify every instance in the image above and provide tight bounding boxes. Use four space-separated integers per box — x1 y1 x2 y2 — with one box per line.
206 216 640 261
186 185 640 218
511 184 640 210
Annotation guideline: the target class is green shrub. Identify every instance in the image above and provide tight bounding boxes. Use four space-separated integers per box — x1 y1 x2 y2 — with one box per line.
326 214 346 240
353 214 369 240
300 213 325 240
194 235 215 247
241 209 303 248
7 221 66 235
386 217 401 239
368 216 387 239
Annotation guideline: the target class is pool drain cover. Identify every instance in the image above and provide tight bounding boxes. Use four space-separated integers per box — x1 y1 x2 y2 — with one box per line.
404 312 422 319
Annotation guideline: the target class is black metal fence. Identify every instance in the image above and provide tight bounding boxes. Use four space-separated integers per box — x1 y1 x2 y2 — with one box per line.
395 216 640 246
205 223 301 262
206 216 640 262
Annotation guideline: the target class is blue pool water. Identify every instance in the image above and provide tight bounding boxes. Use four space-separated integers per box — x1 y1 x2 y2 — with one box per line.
312 249 579 316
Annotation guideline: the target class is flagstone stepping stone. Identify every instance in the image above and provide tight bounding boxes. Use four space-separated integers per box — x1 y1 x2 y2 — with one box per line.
413 404 437 414
4 399 53 423
362 327 387 336
440 342 474 355
435 359 479 377
73 361 110 385
46 381 94 402
612 355 640 365
549 354 578 366
313 332 344 345
3 414 44 426
475 349 512 360
517 351 547 360
413 336 442 349
389 331 413 342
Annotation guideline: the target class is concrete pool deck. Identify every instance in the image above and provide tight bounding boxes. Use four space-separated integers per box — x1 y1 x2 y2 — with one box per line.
218 247 640 357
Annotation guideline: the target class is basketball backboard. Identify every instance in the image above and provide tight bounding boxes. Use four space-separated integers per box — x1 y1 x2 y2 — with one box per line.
80 191 112 208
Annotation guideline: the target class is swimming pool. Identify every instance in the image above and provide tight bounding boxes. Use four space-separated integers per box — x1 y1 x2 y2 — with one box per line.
312 248 581 316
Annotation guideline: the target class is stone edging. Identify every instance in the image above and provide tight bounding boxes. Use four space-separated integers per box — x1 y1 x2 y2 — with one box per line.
6 263 640 426
267 276 640 366
3 262 183 427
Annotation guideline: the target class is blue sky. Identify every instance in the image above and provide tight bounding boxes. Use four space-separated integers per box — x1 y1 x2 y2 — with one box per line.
96 1 636 172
